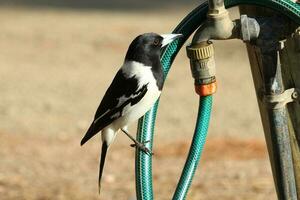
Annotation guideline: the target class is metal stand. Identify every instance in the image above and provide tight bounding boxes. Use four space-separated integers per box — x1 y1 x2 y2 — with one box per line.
240 5 299 200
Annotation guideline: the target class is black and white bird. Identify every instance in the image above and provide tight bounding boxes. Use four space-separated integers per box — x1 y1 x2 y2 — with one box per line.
80 32 182 192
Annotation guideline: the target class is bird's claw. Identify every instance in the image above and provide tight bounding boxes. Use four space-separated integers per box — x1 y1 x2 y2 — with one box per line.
130 141 153 155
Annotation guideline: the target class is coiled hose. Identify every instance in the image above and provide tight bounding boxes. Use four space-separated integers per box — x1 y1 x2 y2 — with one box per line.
135 1 300 200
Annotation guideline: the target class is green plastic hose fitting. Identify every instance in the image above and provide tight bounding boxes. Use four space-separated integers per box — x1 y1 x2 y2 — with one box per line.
186 41 217 96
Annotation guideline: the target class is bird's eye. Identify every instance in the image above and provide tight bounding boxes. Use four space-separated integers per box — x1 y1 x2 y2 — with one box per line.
153 39 160 46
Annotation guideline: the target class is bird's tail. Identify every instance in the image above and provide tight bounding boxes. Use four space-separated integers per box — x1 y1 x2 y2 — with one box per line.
98 141 108 194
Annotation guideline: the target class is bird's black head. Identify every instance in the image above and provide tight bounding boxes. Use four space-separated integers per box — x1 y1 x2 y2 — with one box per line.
125 33 163 66
125 32 182 66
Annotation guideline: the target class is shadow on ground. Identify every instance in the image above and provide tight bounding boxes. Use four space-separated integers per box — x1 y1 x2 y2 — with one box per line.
0 0 202 10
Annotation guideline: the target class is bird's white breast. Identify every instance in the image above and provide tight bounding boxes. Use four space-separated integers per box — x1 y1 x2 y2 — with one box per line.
117 61 161 126
122 61 156 87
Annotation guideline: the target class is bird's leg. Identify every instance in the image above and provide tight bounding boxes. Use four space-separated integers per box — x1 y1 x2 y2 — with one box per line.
121 128 153 155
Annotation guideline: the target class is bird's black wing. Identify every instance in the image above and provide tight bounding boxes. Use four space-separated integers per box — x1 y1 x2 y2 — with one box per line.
81 69 148 145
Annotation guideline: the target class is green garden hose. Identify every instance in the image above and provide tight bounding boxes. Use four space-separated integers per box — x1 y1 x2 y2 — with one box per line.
135 4 209 199
172 96 213 200
135 1 300 200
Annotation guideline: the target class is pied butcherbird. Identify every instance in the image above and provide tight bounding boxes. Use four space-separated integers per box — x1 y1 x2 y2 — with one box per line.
80 32 182 193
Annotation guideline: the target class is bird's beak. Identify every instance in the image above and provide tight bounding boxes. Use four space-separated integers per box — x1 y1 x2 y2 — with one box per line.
161 34 183 47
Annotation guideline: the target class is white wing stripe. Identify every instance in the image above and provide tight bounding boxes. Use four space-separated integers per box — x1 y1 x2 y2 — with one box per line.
94 109 110 124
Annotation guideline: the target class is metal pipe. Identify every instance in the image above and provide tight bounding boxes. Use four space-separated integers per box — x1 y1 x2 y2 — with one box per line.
192 0 259 43
238 7 298 199
263 52 298 200
256 17 297 200
191 7 237 43
208 0 225 12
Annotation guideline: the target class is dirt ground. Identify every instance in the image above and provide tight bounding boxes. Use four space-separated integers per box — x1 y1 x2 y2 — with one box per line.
0 5 276 200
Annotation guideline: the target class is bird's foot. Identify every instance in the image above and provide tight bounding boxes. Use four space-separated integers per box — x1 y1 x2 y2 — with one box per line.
121 128 153 155
130 140 153 155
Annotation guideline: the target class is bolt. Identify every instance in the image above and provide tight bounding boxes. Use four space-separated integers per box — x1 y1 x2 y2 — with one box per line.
292 91 298 100
240 15 260 42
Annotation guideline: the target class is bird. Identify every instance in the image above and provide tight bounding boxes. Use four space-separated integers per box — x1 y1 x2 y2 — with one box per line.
80 32 182 193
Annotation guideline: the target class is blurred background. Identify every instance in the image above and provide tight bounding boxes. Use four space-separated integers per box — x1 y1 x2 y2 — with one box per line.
0 0 276 199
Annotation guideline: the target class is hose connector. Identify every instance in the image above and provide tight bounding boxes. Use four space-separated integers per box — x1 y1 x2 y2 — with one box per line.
186 41 217 96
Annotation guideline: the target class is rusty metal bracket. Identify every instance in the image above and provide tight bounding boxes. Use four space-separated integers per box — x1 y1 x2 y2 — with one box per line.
263 88 299 109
